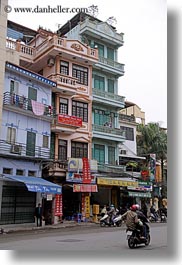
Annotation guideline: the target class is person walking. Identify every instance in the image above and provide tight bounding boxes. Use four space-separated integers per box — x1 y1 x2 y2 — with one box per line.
34 203 43 227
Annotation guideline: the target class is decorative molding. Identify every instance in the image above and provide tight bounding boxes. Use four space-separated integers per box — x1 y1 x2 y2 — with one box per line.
71 43 84 52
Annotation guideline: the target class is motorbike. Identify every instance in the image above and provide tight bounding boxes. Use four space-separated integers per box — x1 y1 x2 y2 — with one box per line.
126 222 150 249
113 213 122 227
148 211 159 222
100 213 112 227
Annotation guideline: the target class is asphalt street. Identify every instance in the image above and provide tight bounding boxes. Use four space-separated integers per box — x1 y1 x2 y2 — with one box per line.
0 223 167 259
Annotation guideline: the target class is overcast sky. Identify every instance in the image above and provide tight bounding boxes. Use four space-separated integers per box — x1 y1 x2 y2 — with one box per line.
7 0 167 127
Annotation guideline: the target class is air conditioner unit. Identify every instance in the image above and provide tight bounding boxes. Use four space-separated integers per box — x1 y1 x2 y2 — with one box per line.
47 58 55 67
10 144 22 154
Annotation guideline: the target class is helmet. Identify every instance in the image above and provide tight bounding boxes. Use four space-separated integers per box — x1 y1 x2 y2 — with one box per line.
130 204 137 211
135 204 140 210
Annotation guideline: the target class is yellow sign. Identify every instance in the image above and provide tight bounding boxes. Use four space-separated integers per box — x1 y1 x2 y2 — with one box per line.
97 178 138 187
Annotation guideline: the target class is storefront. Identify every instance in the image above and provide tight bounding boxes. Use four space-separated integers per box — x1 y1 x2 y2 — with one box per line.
92 177 139 209
0 175 62 225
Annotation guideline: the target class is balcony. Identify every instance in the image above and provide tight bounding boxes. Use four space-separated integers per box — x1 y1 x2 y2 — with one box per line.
119 113 136 123
79 18 124 47
94 56 125 76
98 162 126 174
0 139 50 160
6 36 98 66
3 92 54 120
92 124 125 142
48 74 82 95
47 160 68 178
93 88 125 109
51 114 83 134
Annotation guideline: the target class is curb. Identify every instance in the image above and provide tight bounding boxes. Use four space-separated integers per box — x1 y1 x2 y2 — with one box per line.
0 221 99 234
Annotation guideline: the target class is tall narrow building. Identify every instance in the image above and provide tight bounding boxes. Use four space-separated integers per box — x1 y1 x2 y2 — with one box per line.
58 12 129 207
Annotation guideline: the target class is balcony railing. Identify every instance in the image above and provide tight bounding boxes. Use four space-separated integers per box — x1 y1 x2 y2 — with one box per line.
119 113 136 122
93 88 125 103
98 163 126 173
3 92 55 117
6 36 98 61
98 56 125 72
0 139 50 159
93 124 125 137
48 74 78 89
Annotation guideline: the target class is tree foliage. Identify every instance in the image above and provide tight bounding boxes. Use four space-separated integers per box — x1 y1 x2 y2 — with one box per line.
137 122 167 160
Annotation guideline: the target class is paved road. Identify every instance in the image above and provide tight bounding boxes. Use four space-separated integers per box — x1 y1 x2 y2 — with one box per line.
0 223 167 257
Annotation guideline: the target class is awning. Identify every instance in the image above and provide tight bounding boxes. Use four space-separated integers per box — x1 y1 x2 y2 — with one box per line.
5 176 62 194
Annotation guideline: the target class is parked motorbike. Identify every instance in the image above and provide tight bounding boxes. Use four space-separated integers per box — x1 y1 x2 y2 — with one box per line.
126 222 150 249
148 212 159 222
113 213 122 227
100 213 112 227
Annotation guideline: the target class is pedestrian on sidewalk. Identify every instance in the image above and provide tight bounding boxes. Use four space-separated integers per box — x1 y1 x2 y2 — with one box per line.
34 203 43 227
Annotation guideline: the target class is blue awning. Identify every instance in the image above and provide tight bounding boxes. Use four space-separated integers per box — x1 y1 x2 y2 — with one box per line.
5 176 62 194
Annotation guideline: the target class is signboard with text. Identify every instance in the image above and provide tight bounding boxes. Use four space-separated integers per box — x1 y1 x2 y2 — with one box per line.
54 194 63 216
57 114 82 127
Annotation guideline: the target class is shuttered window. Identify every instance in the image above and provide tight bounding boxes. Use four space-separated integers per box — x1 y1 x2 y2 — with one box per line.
108 79 114 93
93 144 105 163
108 146 115 165
107 47 114 60
7 127 16 144
94 75 105 91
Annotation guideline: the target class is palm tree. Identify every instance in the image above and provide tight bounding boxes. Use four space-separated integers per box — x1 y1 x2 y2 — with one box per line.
137 122 167 197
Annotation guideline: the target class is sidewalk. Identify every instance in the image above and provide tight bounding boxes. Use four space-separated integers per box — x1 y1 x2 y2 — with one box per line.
0 220 99 234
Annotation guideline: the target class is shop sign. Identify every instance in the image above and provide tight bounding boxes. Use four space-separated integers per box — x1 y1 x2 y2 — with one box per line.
57 114 82 127
68 158 98 172
54 194 63 216
82 157 91 184
73 184 98 192
97 178 138 187
66 172 96 184
128 191 151 198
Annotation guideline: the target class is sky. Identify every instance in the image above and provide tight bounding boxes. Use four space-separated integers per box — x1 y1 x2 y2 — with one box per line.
7 0 167 127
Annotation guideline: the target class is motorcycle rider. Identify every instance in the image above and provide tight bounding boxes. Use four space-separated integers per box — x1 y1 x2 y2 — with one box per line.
121 204 145 239
135 204 148 238
107 204 117 226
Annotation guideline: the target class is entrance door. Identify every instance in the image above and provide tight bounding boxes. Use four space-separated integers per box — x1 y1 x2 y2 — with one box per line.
28 87 37 110
26 131 36 156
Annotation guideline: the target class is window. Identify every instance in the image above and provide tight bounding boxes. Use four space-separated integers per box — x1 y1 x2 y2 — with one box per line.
3 168 13 174
7 127 16 144
108 79 114 93
72 101 88 122
107 47 114 60
120 126 134 141
94 109 109 126
95 42 104 57
16 169 25 176
93 144 105 163
71 142 88 158
26 131 36 156
58 140 67 161
108 146 115 165
94 75 105 91
28 87 37 111
43 135 49 148
28 170 37 177
60 61 69 75
72 64 88 86
59 98 68 114
10 80 19 94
